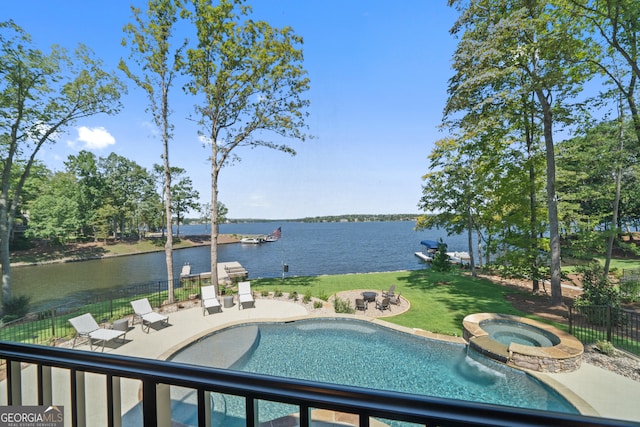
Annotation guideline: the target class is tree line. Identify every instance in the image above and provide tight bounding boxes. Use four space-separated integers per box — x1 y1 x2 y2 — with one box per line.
419 0 640 306
14 151 211 246
1 0 311 312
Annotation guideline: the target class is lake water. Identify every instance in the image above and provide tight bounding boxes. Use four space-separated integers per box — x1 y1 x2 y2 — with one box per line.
13 221 469 311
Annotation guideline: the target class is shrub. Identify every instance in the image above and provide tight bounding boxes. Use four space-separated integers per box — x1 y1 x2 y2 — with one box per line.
620 280 640 303
431 239 451 273
317 290 329 301
333 296 354 314
574 262 621 325
274 289 283 297
2 295 31 323
289 291 298 301
574 262 620 307
595 340 616 356
261 289 269 297
313 300 323 309
302 290 312 304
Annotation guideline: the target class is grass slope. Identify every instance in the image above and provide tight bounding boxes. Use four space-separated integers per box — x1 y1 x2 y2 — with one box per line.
253 269 527 336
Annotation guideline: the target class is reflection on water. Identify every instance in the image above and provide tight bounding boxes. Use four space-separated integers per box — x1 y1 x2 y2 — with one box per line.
12 222 471 311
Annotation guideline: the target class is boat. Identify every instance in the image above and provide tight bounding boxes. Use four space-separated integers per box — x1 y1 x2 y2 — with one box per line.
263 227 282 242
414 239 439 262
414 251 433 262
414 240 471 265
446 251 471 265
240 237 263 244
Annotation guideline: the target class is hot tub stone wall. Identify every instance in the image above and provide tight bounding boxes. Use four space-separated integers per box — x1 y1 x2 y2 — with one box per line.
463 313 584 373
509 352 582 373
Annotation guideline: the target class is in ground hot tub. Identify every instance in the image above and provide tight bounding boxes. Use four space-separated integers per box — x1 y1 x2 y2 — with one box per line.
463 313 583 373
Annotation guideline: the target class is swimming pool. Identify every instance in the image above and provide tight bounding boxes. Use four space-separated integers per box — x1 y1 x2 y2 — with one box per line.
168 318 577 425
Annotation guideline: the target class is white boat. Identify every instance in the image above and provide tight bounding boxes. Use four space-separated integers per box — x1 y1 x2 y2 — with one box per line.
263 227 281 242
240 237 263 244
446 251 471 265
414 251 433 262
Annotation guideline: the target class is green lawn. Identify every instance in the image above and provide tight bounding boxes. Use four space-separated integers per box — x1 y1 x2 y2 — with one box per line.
252 269 530 336
2 268 558 344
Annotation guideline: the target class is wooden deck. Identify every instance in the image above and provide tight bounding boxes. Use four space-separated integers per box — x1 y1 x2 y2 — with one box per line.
179 261 248 284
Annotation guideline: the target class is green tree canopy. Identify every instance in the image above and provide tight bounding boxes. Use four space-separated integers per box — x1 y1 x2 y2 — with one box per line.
0 20 124 306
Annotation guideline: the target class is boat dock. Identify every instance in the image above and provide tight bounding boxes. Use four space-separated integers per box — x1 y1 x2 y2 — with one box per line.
179 261 248 285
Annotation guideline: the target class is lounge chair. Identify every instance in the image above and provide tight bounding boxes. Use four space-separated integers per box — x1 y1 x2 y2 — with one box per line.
238 281 255 309
382 285 396 298
201 285 222 315
355 298 368 312
69 313 127 351
389 293 402 305
376 297 391 312
130 298 169 333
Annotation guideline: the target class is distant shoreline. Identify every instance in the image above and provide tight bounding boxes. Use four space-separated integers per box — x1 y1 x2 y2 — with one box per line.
10 234 240 267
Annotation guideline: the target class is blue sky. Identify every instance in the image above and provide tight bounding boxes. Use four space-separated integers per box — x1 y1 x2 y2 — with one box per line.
3 1 459 219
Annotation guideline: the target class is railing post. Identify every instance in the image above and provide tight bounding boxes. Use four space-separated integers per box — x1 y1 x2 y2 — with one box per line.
107 375 122 427
197 389 212 427
245 396 257 427
567 306 573 334
142 379 157 427
606 306 612 342
50 309 56 338
299 404 310 426
142 380 171 427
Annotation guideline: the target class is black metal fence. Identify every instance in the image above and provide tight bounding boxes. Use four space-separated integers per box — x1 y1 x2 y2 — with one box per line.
0 276 210 346
568 304 640 355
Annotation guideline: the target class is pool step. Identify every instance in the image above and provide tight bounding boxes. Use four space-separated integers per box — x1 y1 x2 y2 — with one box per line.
468 336 509 363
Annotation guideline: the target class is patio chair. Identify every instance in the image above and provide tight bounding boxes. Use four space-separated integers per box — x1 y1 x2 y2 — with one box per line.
382 284 396 298
130 298 169 333
389 293 401 305
201 285 222 315
376 297 391 312
355 298 368 312
69 313 127 352
238 281 255 309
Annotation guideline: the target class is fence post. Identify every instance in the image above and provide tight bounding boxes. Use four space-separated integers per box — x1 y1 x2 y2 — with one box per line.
50 309 56 339
606 306 612 342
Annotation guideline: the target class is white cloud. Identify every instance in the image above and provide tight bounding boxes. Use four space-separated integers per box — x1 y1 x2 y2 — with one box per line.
74 126 116 150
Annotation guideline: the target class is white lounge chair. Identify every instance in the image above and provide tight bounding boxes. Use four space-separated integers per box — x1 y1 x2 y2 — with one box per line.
130 298 169 333
238 281 255 309
201 285 222 315
69 313 127 351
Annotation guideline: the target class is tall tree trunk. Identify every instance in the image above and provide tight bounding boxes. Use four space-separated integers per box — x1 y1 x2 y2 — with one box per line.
536 89 563 306
526 100 540 293
0 214 12 309
466 194 476 277
210 149 220 295
163 116 174 304
604 102 625 275
476 230 483 269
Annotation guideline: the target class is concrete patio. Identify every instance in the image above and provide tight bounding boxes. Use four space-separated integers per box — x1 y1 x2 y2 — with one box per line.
2 298 639 426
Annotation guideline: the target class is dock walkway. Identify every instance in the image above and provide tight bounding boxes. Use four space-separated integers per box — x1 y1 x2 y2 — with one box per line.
179 261 248 285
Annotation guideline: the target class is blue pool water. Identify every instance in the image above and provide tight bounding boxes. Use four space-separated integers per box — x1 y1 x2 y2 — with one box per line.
167 318 577 426
480 319 561 347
